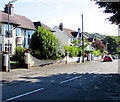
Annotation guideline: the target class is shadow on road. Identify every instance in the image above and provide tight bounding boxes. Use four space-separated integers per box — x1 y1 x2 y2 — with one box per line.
2 72 120 101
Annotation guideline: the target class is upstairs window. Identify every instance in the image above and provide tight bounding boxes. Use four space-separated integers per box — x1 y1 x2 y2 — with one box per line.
16 28 22 36
4 24 12 37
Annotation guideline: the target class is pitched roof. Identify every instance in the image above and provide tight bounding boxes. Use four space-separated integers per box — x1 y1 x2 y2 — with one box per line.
34 21 51 31
0 11 36 30
63 28 76 37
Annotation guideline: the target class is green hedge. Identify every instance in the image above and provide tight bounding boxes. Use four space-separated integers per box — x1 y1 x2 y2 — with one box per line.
64 45 81 57
12 46 26 65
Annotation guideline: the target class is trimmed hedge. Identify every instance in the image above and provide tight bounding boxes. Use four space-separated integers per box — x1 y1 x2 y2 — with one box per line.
64 45 81 57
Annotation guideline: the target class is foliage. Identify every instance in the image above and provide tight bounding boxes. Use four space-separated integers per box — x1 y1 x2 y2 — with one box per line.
30 26 61 60
72 39 90 49
84 32 106 40
92 40 105 53
64 45 80 57
93 50 101 57
84 49 101 56
111 36 120 53
96 2 120 24
12 46 26 65
102 36 118 54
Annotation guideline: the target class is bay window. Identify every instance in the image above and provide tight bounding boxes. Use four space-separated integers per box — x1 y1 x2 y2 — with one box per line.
4 24 12 37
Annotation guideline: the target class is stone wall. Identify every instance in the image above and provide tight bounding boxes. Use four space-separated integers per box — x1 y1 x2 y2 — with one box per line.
25 53 102 68
25 53 66 68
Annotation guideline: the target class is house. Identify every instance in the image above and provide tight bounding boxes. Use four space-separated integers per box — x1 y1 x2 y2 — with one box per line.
52 23 80 46
52 23 94 50
0 4 36 54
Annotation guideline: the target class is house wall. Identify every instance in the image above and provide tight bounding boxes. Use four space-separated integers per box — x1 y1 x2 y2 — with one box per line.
0 23 35 54
53 26 71 46
0 24 16 54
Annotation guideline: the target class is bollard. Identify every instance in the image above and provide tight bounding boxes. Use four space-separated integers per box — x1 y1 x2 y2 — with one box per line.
2 51 10 72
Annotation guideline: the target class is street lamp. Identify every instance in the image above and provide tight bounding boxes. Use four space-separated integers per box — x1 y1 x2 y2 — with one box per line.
7 0 17 72
81 14 84 63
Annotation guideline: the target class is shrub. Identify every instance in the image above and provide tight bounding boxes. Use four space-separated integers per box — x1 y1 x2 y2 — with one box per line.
30 26 60 60
64 45 79 57
93 50 101 56
12 46 26 65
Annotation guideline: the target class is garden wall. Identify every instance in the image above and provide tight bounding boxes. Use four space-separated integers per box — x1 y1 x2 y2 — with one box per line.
25 53 66 68
25 53 102 68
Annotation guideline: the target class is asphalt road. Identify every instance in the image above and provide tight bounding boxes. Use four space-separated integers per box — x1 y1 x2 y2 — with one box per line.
1 59 120 101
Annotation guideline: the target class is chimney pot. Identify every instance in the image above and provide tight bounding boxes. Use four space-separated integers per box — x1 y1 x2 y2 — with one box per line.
59 23 63 31
4 4 14 15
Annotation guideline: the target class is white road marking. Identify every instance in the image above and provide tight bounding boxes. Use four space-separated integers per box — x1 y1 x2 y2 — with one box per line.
60 76 82 84
3 88 44 102
59 70 101 84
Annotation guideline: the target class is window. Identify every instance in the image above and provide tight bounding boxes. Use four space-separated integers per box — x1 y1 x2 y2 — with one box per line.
5 44 12 54
25 30 34 48
16 28 22 36
0 44 2 53
4 24 12 37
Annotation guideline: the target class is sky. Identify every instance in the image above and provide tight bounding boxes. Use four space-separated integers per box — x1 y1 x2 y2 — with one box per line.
0 0 118 36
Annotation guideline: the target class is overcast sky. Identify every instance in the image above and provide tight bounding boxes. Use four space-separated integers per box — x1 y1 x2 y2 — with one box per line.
1 0 118 36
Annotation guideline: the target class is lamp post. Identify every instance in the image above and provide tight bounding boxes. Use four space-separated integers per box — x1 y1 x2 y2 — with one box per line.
7 0 17 72
81 14 84 63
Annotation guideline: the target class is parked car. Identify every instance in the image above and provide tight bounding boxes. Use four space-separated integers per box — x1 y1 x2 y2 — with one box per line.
103 56 113 62
111 55 116 60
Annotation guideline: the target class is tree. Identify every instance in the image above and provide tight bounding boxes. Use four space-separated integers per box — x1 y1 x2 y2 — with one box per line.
103 36 118 54
72 39 90 49
92 40 105 53
96 2 120 24
30 26 60 60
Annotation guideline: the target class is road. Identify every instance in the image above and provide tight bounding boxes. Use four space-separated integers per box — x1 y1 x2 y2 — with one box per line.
1 60 120 101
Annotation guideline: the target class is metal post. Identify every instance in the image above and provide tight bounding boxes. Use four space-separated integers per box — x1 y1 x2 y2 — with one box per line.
8 3 10 72
7 0 17 72
81 14 84 63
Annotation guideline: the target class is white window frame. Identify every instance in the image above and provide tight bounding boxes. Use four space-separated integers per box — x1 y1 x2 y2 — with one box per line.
5 43 12 54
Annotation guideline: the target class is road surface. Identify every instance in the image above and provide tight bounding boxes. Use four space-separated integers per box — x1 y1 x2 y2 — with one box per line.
1 60 120 101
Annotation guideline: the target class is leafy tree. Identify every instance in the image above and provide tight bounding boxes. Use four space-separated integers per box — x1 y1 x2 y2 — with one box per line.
64 45 80 57
96 2 120 24
92 40 105 53
72 39 90 49
30 26 60 60
103 36 118 54
112 36 120 53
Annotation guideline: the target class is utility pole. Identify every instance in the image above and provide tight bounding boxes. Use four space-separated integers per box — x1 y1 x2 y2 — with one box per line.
7 0 17 72
81 14 84 63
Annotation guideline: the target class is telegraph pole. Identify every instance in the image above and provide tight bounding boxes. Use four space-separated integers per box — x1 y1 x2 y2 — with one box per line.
81 14 84 63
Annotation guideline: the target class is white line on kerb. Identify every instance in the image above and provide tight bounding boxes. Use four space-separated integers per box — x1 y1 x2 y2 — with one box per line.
3 88 44 102
60 76 82 84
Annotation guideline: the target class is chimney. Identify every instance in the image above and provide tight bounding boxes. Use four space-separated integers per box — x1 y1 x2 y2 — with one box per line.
59 23 63 31
4 4 14 15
